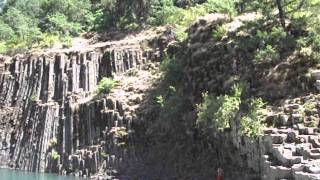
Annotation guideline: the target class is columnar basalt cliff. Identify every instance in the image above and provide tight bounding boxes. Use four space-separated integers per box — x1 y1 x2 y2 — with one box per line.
1 14 320 180
163 13 320 180
0 28 174 177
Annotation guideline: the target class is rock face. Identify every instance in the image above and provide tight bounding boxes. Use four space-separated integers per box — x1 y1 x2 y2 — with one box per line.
261 94 320 180
165 13 320 180
0 28 173 177
1 13 320 180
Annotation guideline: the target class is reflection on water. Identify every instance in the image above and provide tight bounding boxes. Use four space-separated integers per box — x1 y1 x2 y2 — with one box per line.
0 168 81 180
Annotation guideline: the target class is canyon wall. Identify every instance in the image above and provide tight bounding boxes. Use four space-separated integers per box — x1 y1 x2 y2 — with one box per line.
165 13 320 180
0 28 173 178
0 14 320 180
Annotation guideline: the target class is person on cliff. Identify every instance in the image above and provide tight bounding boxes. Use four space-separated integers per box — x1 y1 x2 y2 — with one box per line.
215 168 224 180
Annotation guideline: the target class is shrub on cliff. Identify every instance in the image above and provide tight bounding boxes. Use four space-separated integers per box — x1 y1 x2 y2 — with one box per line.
196 83 243 132
254 45 279 63
240 98 266 138
96 77 118 95
160 56 183 86
149 0 236 41
196 82 266 138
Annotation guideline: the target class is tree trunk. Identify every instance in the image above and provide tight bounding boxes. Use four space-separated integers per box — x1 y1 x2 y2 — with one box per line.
276 0 286 29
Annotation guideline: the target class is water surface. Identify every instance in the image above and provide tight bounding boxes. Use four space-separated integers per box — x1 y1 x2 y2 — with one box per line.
0 168 80 180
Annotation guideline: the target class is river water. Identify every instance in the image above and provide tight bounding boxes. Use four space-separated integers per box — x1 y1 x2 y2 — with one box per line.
0 168 81 180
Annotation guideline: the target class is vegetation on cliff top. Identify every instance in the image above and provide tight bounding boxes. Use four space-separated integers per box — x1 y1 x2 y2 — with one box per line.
0 0 319 56
0 0 238 54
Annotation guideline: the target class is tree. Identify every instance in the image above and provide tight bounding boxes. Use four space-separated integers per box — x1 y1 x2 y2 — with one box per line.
235 0 317 30
3 8 40 41
276 0 286 28
0 19 14 41
100 0 118 26
46 13 82 36
41 0 94 31
13 0 44 18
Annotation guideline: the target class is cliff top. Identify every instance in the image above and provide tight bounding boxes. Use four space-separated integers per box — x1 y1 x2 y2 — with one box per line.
5 26 173 61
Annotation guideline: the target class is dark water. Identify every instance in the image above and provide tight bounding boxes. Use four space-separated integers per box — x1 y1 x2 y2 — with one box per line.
0 168 81 180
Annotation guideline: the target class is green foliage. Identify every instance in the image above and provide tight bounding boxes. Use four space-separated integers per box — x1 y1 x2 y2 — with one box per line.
50 149 60 161
39 33 59 48
303 100 316 118
100 151 108 158
233 0 320 64
197 83 243 132
3 7 41 42
92 8 113 30
174 25 188 41
156 95 165 108
254 45 279 63
0 42 6 54
42 0 93 26
61 35 72 48
117 16 140 30
46 13 82 36
0 0 93 54
38 33 59 48
152 0 236 26
149 0 236 41
254 27 290 49
197 82 266 138
240 98 266 138
100 0 118 9
303 101 316 111
160 56 183 86
96 77 118 95
30 95 38 102
293 2 320 62
212 25 226 41
235 19 297 63
205 0 237 15
0 19 14 41
13 0 43 18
